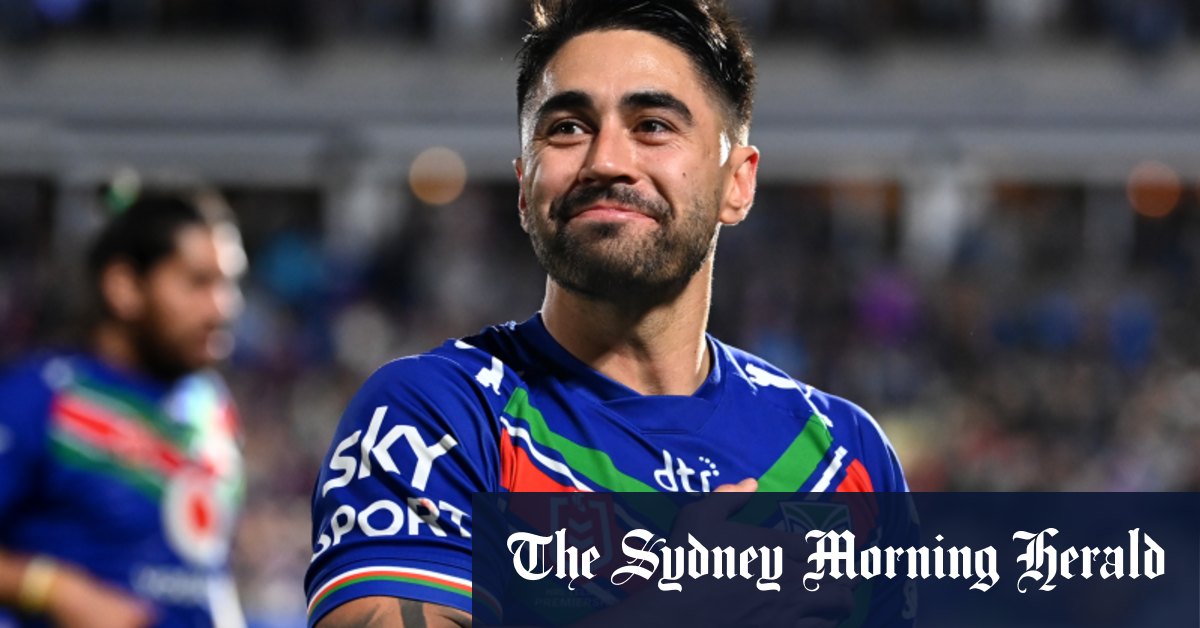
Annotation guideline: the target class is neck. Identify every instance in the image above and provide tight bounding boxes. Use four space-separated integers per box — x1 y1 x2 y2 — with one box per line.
91 321 149 378
541 259 714 396
90 321 169 381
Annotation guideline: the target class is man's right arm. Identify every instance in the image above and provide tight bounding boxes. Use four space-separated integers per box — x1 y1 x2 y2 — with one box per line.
317 597 471 628
0 362 155 627
0 553 154 628
307 353 501 626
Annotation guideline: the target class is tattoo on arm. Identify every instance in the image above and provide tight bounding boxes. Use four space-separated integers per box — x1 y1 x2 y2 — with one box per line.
317 597 472 628
318 602 387 628
400 599 428 628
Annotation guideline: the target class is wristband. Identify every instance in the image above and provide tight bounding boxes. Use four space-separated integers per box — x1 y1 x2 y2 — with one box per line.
16 556 58 614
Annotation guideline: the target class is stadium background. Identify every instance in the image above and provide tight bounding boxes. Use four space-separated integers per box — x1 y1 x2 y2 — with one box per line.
1 1 1199 625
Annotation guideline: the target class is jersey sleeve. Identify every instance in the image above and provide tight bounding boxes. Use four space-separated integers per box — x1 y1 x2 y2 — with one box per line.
0 361 52 523
851 402 909 494
814 392 909 495
305 354 500 626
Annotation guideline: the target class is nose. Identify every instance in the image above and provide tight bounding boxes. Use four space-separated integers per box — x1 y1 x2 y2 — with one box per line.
579 124 636 186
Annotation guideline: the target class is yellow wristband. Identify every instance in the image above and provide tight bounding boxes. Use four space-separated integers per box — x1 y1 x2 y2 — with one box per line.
16 556 57 614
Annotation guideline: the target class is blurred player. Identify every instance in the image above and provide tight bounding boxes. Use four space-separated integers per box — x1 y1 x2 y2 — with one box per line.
307 1 909 626
0 191 247 627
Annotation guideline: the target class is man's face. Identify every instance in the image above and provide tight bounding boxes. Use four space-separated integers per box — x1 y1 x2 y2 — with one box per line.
132 225 243 378
516 29 757 300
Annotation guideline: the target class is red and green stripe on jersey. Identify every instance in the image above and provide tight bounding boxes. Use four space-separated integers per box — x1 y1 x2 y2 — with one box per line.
305 316 906 625
497 387 873 494
48 375 233 499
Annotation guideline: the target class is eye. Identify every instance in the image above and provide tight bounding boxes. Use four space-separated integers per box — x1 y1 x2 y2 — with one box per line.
548 119 588 136
636 118 672 134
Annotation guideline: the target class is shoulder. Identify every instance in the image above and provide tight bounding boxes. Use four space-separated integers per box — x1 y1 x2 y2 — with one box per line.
0 352 80 404
719 341 872 425
333 324 533 443
358 326 524 408
0 353 79 452
718 340 906 486
360 351 482 398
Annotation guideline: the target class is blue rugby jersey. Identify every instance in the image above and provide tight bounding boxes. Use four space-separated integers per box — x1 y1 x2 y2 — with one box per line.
0 354 244 627
306 314 911 625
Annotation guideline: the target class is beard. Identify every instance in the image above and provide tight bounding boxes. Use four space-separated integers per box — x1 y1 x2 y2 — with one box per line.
525 183 719 302
131 324 194 381
130 305 219 382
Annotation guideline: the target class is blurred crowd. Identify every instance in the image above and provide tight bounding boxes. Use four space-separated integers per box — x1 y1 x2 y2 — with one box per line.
1 172 1197 622
3 0 1200 55
713 182 1200 495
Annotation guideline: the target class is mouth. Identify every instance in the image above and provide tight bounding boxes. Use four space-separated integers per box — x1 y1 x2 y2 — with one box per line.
568 203 658 223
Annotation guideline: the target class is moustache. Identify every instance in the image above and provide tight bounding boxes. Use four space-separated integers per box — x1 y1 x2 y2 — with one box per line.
550 185 671 223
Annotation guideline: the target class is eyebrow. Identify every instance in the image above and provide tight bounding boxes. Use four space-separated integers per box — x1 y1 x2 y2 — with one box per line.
621 91 694 126
533 89 695 126
534 90 594 124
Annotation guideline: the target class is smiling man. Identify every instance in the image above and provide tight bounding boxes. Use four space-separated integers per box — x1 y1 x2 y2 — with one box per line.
306 2 909 627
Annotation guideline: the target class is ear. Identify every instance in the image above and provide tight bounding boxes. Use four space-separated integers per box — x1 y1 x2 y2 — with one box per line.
718 144 759 226
514 157 531 233
99 261 145 322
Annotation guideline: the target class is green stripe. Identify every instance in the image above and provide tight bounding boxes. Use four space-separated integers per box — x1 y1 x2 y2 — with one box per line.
755 413 833 492
503 391 832 494
503 388 655 492
67 384 181 442
313 574 469 615
49 433 165 498
68 376 208 452
72 375 169 424
730 413 834 525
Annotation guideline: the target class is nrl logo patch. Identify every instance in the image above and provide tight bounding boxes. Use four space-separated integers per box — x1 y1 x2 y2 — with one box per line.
550 494 617 573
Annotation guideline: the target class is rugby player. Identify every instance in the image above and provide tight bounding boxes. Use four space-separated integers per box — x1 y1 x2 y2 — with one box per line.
0 192 247 627
307 1 909 626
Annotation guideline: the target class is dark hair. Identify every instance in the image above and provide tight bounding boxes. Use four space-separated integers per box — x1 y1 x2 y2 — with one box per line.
87 190 234 293
517 0 756 139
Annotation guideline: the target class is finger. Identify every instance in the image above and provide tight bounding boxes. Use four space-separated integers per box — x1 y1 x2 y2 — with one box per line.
694 478 757 520
713 477 758 493
672 479 759 541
